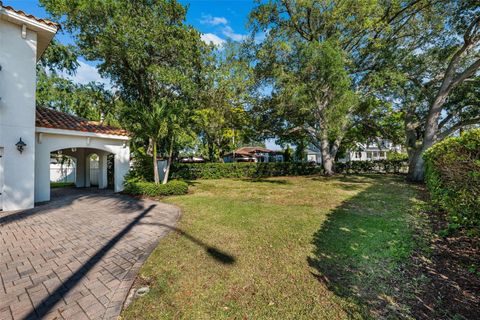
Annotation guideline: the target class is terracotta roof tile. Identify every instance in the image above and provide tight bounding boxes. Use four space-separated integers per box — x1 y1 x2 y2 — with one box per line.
236 147 274 154
36 107 129 137
1 4 60 28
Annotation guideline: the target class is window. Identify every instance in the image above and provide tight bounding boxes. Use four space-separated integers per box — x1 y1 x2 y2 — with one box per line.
367 152 372 159
355 152 362 159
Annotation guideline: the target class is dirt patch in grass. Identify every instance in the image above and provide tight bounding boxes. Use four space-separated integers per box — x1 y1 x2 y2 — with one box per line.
405 208 480 319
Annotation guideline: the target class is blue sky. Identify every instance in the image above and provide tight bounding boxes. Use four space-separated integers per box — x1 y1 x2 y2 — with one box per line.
5 0 256 84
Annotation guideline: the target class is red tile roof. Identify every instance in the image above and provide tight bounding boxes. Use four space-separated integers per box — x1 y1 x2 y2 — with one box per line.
236 147 275 154
1 4 60 29
36 107 129 137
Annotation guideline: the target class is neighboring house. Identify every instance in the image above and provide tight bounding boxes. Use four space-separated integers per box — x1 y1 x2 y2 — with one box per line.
224 147 277 163
178 156 205 163
0 4 130 211
305 140 402 164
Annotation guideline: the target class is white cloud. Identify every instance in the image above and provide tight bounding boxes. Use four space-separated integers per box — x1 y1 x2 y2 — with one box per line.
222 26 246 42
66 61 111 88
201 33 226 46
200 15 228 26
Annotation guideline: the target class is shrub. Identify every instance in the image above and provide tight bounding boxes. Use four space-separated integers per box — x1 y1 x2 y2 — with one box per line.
423 129 480 229
171 162 322 180
124 179 189 197
335 159 408 174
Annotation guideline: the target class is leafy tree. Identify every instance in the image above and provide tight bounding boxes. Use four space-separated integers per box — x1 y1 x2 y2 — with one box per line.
249 0 435 175
388 0 480 180
41 0 204 184
37 40 120 124
194 42 254 162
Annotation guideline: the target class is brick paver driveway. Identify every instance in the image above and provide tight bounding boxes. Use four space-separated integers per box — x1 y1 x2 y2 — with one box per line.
0 188 181 320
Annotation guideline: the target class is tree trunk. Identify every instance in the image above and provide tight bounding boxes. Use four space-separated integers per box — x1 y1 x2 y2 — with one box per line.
162 135 174 184
152 139 160 184
162 158 171 185
407 148 424 182
320 134 334 176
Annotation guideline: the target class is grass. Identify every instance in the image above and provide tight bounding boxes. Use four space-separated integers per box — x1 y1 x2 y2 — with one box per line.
50 182 75 188
122 174 425 319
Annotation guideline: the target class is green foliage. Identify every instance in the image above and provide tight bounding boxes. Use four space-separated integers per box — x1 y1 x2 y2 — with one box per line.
126 146 155 182
194 42 254 161
50 182 75 188
423 129 480 229
41 0 204 183
335 160 408 174
124 179 188 197
36 31 121 125
171 162 322 180
386 151 409 161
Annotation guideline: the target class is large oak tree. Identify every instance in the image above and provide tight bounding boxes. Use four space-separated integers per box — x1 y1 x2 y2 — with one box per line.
41 0 204 183
249 0 439 175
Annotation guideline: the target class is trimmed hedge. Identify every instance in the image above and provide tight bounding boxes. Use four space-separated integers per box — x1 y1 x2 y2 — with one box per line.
335 159 408 174
424 129 480 229
124 179 189 197
171 162 322 180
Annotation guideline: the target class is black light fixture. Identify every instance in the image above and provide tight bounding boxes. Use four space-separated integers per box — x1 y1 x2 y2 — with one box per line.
16 138 27 153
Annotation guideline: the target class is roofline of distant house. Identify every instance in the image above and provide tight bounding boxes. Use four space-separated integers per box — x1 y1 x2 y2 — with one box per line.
36 127 130 141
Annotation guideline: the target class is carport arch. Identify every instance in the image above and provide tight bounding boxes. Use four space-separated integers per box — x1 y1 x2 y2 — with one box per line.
50 147 113 190
35 130 130 203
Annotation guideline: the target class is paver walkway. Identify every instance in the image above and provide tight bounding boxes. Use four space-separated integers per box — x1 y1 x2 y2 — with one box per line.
0 188 181 320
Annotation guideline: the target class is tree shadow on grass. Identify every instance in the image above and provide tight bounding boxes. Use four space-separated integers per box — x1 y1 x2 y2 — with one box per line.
307 176 421 318
240 178 291 185
139 221 236 265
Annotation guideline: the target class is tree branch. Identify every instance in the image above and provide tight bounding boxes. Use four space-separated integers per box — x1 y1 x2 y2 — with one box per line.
438 117 480 140
449 57 480 90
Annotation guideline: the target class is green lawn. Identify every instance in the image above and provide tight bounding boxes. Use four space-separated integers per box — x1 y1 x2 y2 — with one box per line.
50 182 76 188
122 175 425 319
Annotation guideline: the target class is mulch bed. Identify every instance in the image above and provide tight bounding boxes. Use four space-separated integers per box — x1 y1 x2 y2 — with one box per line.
407 209 480 319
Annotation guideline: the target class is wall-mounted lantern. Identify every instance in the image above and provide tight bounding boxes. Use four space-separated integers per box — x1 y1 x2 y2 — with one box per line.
16 138 27 153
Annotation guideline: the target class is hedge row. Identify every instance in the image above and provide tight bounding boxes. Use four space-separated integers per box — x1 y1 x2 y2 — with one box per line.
171 162 322 180
335 159 408 174
424 129 480 229
124 179 189 197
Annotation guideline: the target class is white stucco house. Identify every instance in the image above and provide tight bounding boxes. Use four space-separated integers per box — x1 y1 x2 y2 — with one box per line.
305 140 403 164
0 4 130 211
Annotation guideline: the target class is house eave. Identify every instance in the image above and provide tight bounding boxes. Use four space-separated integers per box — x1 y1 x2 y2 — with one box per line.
0 6 58 60
35 127 130 141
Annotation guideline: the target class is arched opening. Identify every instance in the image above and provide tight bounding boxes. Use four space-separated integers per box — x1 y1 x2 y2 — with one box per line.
48 147 115 195
88 153 100 187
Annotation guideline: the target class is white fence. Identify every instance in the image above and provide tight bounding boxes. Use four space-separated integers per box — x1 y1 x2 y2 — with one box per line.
50 164 76 183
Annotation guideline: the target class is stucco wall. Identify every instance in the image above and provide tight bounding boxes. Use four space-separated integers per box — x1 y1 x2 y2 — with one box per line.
34 131 130 203
0 19 37 210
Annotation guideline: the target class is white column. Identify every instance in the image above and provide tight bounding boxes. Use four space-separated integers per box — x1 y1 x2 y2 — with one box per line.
85 153 91 187
34 139 51 203
75 149 86 187
98 152 108 189
114 146 130 192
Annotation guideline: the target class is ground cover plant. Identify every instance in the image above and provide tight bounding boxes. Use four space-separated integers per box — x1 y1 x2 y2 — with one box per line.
124 179 189 197
50 182 75 188
122 175 427 319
